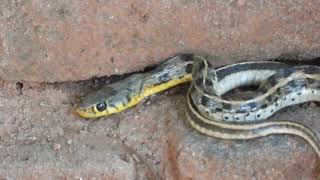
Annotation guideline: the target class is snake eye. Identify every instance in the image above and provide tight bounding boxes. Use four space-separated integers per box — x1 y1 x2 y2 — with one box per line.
96 102 107 112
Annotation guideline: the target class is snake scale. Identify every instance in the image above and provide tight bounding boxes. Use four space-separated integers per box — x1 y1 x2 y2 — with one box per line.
76 54 320 159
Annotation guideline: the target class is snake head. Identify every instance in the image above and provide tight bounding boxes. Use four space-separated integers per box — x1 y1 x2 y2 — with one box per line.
76 75 144 118
76 86 119 118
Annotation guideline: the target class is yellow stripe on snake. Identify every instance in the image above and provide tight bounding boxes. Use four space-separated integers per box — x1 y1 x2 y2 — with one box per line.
76 54 320 159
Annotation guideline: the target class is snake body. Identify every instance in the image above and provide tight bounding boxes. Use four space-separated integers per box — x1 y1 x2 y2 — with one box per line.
76 54 320 158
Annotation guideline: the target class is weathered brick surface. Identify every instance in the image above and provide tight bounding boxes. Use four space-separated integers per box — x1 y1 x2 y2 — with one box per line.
1 1 320 179
1 0 319 82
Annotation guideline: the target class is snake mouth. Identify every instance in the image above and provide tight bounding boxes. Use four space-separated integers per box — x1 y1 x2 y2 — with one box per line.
75 107 104 118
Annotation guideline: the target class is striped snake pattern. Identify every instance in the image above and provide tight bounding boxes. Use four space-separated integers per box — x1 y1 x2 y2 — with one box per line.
77 54 320 159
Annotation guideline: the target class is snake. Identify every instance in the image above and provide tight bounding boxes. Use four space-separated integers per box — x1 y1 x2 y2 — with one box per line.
76 53 320 159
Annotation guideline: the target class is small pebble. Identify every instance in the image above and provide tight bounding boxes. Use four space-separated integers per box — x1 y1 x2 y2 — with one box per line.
39 101 47 107
67 139 72 145
74 176 83 180
28 136 37 141
53 143 61 151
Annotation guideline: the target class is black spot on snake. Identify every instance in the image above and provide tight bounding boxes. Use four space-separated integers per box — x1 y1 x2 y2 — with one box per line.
201 96 209 106
266 95 273 102
198 61 206 71
158 73 170 82
307 77 316 84
185 63 193 73
91 107 96 114
215 107 222 112
205 78 213 86
287 80 297 89
222 103 231 110
126 94 132 102
196 78 203 87
276 88 281 94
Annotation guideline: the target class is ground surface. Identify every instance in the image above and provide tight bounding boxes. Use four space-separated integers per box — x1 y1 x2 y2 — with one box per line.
0 78 319 179
1 0 320 179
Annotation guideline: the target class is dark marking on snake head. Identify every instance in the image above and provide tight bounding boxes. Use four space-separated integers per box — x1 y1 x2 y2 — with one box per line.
91 106 96 114
215 107 222 112
108 103 119 110
125 94 132 103
159 73 171 82
180 54 194 62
